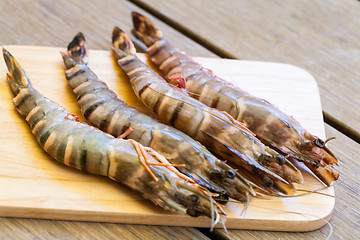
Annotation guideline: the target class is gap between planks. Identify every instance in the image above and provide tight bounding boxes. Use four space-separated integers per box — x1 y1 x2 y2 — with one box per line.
129 0 360 144
128 0 235 59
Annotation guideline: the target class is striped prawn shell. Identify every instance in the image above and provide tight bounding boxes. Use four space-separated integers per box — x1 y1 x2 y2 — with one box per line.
129 11 310 189
64 63 208 161
63 61 256 199
12 85 221 214
145 38 339 186
64 63 188 151
116 53 296 190
147 40 240 113
146 39 301 142
3 48 225 218
13 86 135 179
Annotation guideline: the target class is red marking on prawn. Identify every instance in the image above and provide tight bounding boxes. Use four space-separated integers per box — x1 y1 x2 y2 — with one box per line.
6 73 13 80
168 73 187 90
118 126 133 139
200 67 213 74
150 150 195 183
131 140 159 182
65 113 80 122
130 138 192 184
290 115 302 126
148 163 185 167
217 109 256 137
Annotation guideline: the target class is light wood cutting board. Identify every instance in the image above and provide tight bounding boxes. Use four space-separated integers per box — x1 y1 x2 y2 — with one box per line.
0 46 335 231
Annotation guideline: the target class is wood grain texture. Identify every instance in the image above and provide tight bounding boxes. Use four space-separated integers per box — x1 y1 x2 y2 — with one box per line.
133 0 360 139
0 218 209 240
208 125 360 240
0 0 216 58
0 46 335 231
0 0 357 239
0 0 216 238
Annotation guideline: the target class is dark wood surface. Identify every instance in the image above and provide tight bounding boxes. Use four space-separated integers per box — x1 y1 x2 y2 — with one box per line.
1 0 359 239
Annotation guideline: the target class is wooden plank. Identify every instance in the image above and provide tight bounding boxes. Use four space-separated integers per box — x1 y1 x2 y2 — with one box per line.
209 124 360 239
0 0 216 58
0 218 210 240
0 45 336 231
132 0 360 139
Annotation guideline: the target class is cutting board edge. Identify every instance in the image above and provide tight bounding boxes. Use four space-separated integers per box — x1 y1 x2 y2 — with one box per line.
0 45 335 232
0 203 333 231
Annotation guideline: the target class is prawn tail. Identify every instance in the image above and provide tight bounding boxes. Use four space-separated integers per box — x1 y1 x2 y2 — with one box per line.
131 11 163 47
60 51 76 70
67 32 89 66
112 26 136 59
3 48 31 95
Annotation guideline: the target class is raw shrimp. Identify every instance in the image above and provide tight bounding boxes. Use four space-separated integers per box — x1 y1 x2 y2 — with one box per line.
2 48 225 220
61 32 253 203
112 28 303 195
131 12 339 186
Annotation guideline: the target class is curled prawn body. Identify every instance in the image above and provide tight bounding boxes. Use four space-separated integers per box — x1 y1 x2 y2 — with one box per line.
131 12 339 186
61 33 252 203
112 28 303 195
3 48 224 219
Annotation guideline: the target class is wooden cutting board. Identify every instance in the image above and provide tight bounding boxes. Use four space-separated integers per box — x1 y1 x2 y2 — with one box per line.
0 46 335 231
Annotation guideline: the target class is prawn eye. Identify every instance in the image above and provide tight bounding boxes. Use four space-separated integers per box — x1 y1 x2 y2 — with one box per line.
262 176 274 188
214 193 229 205
274 154 286 165
313 138 325 148
210 170 222 180
187 208 201 217
225 169 236 179
184 194 200 211
174 192 185 203
257 153 267 164
312 161 320 169
189 194 199 203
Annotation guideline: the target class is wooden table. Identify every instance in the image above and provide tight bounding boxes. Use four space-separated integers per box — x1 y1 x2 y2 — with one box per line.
1 0 359 239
